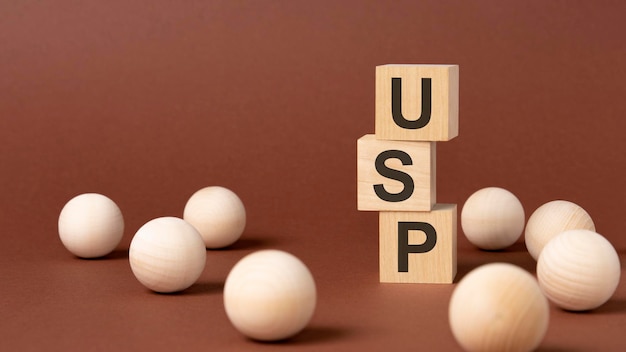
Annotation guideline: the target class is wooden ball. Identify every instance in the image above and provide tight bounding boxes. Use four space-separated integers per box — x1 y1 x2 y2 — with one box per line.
224 250 317 341
461 187 525 250
525 200 595 260
183 186 246 248
129 217 206 293
449 263 549 352
537 229 620 311
58 193 124 258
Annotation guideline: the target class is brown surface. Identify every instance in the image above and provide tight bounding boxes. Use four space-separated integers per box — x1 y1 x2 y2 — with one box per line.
2 1 625 351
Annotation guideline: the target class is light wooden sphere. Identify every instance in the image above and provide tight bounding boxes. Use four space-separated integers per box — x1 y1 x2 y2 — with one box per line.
224 250 317 341
58 193 124 258
461 187 525 250
183 186 246 248
525 200 595 260
449 263 549 352
129 217 207 293
537 229 620 311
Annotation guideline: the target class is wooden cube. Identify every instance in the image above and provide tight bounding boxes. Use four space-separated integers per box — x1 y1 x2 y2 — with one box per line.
357 134 435 211
375 64 459 141
379 204 457 283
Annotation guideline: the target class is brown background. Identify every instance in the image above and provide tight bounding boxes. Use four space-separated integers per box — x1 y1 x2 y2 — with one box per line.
2 1 625 351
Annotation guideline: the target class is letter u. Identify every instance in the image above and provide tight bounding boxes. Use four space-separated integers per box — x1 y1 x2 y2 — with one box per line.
391 77 432 129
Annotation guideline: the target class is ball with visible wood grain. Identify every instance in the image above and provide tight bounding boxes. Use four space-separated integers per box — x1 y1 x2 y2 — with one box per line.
449 263 549 352
537 229 620 311
129 217 206 293
525 200 595 260
224 250 317 341
58 193 124 258
183 186 246 249
461 187 525 250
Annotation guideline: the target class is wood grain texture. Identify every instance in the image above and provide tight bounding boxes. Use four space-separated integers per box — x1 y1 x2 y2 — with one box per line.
525 200 595 260
375 64 459 141
129 217 207 293
537 229 621 311
357 134 436 211
183 186 246 249
460 187 525 250
379 204 457 283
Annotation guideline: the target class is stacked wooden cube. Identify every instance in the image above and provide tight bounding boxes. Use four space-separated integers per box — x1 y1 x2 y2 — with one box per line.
357 64 459 283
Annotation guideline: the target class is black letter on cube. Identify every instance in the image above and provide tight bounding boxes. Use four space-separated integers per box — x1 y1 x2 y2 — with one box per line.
374 150 414 202
398 222 437 272
392 77 432 129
